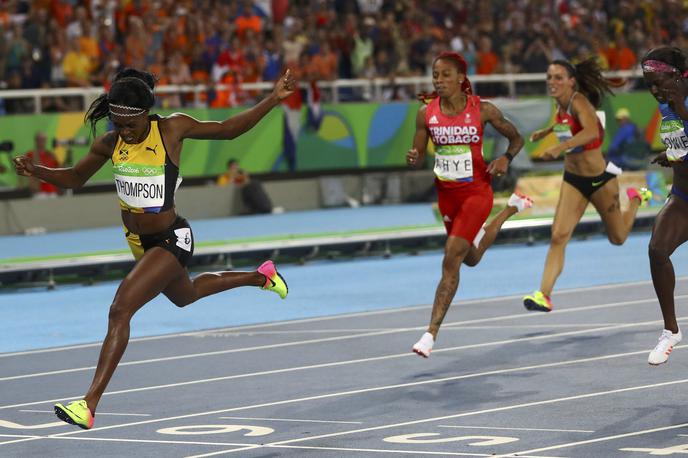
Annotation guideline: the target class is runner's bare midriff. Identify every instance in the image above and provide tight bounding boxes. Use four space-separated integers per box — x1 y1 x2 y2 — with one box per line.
121 207 176 234
564 147 607 176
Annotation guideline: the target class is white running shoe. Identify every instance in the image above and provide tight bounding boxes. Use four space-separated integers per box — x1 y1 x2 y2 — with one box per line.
412 332 434 358
507 192 533 213
648 329 682 365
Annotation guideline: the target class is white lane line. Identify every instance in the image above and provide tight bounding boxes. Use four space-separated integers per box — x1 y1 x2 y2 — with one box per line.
264 379 688 448
49 436 255 447
19 409 151 417
208 323 625 335
218 416 361 424
441 324 623 329
0 305 434 359
184 445 263 458
268 444 567 458
269 445 494 456
0 317 679 411
2 294 681 383
0 434 42 438
0 436 43 446
502 422 688 457
438 425 594 433
208 329 396 335
2 276 679 359
18 347 673 441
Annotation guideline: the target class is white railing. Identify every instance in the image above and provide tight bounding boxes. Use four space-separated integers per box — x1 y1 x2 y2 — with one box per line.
0 70 644 114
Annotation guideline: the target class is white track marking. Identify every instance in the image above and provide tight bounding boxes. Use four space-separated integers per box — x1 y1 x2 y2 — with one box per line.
270 445 567 457
218 416 361 424
262 379 688 448
2 294 682 383
0 419 64 429
50 435 254 447
438 425 594 433
0 317 679 411
7 348 672 441
500 422 688 457
19 409 150 417
2 277 680 359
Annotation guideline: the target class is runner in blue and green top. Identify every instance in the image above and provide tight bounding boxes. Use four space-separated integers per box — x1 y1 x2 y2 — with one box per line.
642 46 688 365
13 68 295 429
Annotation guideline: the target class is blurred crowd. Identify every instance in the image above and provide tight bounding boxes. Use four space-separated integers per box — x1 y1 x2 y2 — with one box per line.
0 0 687 113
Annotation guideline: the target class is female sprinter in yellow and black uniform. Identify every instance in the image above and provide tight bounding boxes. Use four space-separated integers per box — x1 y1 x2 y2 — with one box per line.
523 58 651 312
13 68 295 429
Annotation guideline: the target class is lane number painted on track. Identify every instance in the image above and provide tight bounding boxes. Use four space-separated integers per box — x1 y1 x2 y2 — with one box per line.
384 433 519 445
157 424 274 436
621 444 688 455
0 419 66 429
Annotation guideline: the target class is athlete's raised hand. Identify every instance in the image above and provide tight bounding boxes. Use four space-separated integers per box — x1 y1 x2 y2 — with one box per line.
13 154 36 177
273 69 297 101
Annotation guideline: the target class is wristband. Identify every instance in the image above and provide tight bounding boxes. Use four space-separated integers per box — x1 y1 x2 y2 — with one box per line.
504 152 514 163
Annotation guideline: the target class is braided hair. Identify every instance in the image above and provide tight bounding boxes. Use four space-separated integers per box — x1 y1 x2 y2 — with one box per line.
418 51 473 104
85 68 157 137
552 58 618 108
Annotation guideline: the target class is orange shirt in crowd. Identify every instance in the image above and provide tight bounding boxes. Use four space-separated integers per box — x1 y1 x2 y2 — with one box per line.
310 52 338 80
235 15 262 39
476 51 498 74
616 46 637 70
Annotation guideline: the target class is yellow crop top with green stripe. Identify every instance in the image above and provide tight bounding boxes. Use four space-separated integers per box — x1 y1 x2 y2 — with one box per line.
112 115 181 213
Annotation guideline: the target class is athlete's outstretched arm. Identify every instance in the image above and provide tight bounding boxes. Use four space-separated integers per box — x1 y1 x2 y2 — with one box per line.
541 94 599 159
407 106 429 168
169 70 297 141
13 133 113 189
529 124 554 142
481 101 524 175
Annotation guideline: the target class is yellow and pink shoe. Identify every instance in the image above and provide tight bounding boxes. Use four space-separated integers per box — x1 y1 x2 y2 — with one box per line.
54 400 94 430
258 260 288 299
523 290 553 312
627 187 652 206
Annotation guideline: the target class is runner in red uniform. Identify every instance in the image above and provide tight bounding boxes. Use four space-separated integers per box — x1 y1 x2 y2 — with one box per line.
407 51 532 357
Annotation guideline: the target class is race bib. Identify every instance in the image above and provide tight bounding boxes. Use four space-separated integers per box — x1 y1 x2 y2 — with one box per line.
433 145 473 182
113 163 166 209
174 227 192 252
660 120 688 161
553 123 574 151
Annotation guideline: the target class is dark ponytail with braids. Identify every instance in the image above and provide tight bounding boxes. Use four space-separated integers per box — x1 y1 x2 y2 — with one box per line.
552 58 619 108
84 68 157 137
418 51 473 104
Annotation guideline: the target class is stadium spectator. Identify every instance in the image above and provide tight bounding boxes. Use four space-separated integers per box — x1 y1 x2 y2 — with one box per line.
23 132 61 197
0 0 687 107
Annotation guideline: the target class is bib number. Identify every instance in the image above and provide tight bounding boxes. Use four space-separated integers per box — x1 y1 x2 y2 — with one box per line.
434 145 473 182
661 120 688 161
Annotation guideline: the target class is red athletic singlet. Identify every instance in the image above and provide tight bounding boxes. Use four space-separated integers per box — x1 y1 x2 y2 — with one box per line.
553 93 604 153
425 95 490 190
425 95 493 242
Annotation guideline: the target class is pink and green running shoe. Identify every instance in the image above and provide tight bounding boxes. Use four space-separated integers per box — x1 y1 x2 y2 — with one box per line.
523 290 553 312
54 400 94 430
627 187 652 206
258 260 288 299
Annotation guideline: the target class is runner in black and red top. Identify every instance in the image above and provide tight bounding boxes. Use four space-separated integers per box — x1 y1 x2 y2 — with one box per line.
407 51 532 358
523 58 651 313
